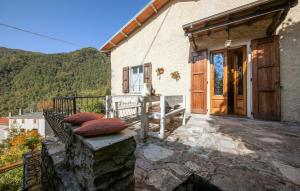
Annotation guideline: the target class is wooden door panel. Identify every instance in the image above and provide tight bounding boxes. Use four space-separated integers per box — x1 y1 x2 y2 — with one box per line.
210 49 228 114
191 51 207 114
233 46 247 115
192 75 205 91
251 36 280 120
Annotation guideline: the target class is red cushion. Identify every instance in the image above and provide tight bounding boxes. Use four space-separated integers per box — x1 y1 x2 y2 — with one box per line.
74 118 128 137
64 112 104 125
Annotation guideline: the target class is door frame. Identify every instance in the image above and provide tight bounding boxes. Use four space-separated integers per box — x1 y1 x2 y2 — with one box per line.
229 46 247 115
209 46 247 116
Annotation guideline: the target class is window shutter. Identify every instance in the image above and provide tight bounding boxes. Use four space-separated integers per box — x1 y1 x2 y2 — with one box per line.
122 67 129 93
144 63 152 89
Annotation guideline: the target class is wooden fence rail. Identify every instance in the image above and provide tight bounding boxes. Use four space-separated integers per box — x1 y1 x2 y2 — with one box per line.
0 161 23 174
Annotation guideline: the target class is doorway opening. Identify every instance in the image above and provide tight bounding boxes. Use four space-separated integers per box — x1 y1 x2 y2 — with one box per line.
210 46 247 116
228 47 246 115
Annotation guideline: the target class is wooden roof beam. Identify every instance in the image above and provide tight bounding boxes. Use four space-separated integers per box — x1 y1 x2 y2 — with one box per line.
120 31 128 38
135 19 142 26
266 8 286 35
151 3 158 13
109 41 116 47
188 33 198 50
188 9 283 36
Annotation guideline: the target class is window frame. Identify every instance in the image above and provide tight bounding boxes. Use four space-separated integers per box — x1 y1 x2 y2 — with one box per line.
129 65 144 93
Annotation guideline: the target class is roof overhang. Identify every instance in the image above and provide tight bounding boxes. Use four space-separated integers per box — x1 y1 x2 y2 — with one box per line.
99 0 170 53
182 0 298 50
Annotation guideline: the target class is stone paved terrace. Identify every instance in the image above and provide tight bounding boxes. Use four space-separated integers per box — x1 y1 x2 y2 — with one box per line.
132 115 300 191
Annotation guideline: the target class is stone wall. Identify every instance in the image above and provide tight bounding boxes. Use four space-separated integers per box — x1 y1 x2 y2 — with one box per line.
41 124 136 191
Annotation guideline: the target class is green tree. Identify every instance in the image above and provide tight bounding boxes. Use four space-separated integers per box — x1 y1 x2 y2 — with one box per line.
0 47 111 116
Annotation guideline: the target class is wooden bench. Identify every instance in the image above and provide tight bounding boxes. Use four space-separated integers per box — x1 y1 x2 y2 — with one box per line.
140 95 186 140
106 95 141 120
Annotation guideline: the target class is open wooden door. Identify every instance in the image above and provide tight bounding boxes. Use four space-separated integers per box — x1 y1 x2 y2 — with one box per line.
191 51 207 114
210 49 228 114
251 36 280 120
230 47 247 115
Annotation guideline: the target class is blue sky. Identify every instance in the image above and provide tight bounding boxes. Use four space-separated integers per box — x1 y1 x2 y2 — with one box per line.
0 0 149 53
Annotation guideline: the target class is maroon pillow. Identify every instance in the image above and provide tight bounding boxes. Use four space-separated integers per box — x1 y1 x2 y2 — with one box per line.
74 118 128 137
64 112 104 125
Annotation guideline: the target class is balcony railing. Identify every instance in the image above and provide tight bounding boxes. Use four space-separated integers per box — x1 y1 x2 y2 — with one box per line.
46 95 140 143
53 96 106 116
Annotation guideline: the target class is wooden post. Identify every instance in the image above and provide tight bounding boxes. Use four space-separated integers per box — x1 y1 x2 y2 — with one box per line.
182 95 186 125
114 102 119 118
159 96 165 139
72 97 77 114
53 98 56 112
105 96 109 118
140 96 148 140
136 96 140 118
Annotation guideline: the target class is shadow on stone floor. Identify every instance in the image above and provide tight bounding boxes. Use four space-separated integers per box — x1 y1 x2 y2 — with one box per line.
133 115 300 191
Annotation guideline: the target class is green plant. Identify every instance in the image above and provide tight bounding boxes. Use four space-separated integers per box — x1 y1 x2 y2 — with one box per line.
0 167 23 191
0 47 110 116
0 129 42 167
156 67 164 79
24 136 40 151
171 71 181 81
81 100 105 114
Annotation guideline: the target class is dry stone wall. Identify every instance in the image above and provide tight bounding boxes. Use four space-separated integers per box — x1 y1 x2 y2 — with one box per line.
41 123 136 191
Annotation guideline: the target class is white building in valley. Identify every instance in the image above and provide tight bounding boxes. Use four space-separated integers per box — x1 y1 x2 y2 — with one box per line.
8 112 51 136
0 117 9 142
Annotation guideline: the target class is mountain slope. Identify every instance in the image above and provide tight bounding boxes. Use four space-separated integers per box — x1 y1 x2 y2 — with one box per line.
0 47 111 116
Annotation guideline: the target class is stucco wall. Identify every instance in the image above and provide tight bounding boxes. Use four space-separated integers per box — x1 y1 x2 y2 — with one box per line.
110 0 300 121
277 4 300 122
111 0 256 114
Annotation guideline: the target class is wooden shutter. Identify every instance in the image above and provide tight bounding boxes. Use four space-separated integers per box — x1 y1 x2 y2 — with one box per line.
191 51 207 114
122 67 129 93
251 35 280 120
144 63 152 89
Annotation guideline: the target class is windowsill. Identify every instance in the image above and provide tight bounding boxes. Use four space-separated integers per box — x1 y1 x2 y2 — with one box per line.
128 92 142 95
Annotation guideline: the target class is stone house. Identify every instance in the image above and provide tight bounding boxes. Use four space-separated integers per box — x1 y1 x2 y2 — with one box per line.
100 0 300 122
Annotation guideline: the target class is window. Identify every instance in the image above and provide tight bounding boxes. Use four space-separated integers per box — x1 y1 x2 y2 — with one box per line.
22 119 25 124
130 65 144 93
213 53 224 95
33 119 37 124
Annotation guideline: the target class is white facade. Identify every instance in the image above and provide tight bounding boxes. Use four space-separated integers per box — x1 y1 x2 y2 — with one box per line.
0 125 9 142
109 0 300 122
9 112 48 136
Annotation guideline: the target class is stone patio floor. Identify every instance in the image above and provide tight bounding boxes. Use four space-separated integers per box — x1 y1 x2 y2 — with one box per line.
130 115 300 191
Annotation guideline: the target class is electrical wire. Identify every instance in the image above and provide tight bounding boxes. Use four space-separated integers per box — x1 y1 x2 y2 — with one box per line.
0 22 84 48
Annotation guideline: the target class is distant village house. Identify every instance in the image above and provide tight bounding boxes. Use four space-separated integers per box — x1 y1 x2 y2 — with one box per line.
8 111 51 136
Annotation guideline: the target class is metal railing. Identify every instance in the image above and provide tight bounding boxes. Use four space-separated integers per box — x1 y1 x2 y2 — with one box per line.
43 110 69 143
45 95 107 143
53 96 106 116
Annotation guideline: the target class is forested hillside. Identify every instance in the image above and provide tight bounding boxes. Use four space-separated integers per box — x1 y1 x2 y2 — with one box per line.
0 47 111 116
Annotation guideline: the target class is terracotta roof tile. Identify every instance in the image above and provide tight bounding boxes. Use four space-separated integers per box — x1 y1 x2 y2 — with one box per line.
0 118 9 125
